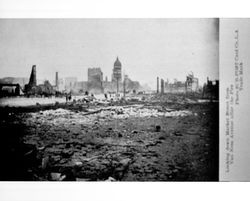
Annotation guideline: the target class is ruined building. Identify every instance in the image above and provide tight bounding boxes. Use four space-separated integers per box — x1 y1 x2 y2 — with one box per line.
103 57 141 94
64 77 77 92
53 57 141 95
37 80 55 96
88 68 103 83
24 65 55 96
163 73 199 93
87 68 104 94
53 72 68 94
165 79 186 93
123 75 140 93
0 77 27 97
0 84 22 97
186 73 199 92
0 77 29 88
203 77 219 100
24 65 37 95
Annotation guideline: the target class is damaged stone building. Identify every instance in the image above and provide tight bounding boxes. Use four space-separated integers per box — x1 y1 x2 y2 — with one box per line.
202 77 219 100
20 58 141 95
87 67 104 94
51 57 141 95
158 73 199 94
0 84 22 97
186 73 199 92
0 77 27 97
85 57 141 94
165 79 186 93
53 72 87 94
104 57 141 94
24 65 55 96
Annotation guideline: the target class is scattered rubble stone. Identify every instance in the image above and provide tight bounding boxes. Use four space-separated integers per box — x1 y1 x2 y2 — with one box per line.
105 176 116 182
155 125 161 132
50 172 66 181
41 156 50 170
173 131 182 136
1 93 218 181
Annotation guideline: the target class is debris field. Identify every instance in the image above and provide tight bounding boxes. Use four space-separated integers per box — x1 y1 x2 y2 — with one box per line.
0 94 219 181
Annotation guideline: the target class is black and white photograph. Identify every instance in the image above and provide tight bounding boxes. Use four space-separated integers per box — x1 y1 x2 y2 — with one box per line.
0 18 219 181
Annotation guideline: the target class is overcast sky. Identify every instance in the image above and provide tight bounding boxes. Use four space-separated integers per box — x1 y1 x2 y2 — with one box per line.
0 19 219 88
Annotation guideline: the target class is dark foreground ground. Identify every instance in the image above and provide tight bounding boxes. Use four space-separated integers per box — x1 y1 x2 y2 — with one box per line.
0 94 219 181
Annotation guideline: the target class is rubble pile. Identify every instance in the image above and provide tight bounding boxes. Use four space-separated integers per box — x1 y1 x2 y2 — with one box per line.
28 105 194 127
0 93 218 181
143 94 201 104
99 106 193 119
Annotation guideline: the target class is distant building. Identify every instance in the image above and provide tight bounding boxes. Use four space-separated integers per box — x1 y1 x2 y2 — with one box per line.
57 78 65 92
36 80 55 96
124 75 140 93
164 73 199 93
112 57 122 82
88 68 103 83
65 77 77 92
186 73 199 92
165 79 186 93
75 81 88 93
0 77 29 88
0 83 22 97
47 57 142 95
203 78 219 99
87 68 104 94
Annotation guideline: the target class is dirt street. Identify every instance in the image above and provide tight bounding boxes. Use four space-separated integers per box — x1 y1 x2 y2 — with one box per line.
0 94 219 181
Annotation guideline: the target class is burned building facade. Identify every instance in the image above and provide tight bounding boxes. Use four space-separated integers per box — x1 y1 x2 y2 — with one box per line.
159 73 199 94
64 77 77 92
41 57 142 95
0 77 27 97
87 68 104 94
85 57 141 94
24 65 55 96
36 80 55 96
0 84 22 97
186 73 199 92
202 77 219 100
165 80 186 93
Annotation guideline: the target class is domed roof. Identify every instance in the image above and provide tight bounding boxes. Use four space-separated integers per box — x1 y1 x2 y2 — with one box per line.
114 57 121 67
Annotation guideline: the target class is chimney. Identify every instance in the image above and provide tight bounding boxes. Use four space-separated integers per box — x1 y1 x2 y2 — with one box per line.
161 79 164 94
28 65 37 86
55 72 59 89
